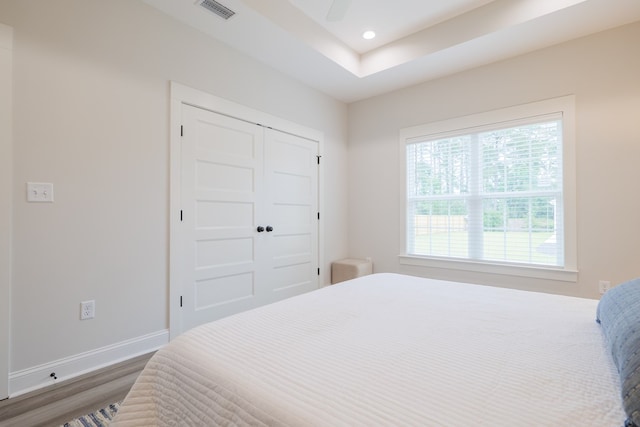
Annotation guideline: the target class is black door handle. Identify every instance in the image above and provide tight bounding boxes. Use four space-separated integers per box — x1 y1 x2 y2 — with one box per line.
257 226 265 232
266 226 273 232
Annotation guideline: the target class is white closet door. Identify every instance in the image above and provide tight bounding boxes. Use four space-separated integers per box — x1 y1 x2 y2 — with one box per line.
179 105 319 333
180 105 264 331
263 129 319 302
0 24 13 399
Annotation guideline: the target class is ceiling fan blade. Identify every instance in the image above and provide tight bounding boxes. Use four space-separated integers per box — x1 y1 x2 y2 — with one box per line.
326 0 352 21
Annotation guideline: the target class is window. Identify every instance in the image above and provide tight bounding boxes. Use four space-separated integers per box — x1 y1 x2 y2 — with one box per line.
400 97 576 281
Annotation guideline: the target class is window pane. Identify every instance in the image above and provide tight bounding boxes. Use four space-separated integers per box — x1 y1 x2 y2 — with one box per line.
482 197 558 265
407 136 471 197
481 121 562 193
410 200 468 258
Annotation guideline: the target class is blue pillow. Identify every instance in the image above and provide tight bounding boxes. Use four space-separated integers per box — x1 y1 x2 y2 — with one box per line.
596 278 640 427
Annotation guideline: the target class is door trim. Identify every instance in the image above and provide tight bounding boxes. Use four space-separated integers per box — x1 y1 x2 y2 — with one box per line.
169 82 325 339
0 24 13 399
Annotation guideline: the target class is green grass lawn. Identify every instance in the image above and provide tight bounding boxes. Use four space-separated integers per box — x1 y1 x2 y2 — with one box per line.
414 231 557 265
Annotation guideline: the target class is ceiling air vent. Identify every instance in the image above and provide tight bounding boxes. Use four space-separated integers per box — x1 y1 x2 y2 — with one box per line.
198 0 236 20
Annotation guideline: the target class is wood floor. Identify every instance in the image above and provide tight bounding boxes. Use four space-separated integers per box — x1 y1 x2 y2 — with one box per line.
0 352 154 427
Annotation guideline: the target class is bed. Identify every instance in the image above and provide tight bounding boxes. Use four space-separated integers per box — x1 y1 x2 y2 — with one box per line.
112 273 640 426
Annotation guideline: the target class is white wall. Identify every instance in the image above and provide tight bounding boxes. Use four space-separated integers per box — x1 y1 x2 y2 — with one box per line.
0 0 348 394
0 23 13 399
348 22 640 299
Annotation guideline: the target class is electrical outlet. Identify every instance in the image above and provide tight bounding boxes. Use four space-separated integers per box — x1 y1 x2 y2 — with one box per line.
80 300 95 320
598 280 611 295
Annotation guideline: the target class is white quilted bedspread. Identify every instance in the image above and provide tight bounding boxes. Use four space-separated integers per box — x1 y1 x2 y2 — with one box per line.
112 273 625 426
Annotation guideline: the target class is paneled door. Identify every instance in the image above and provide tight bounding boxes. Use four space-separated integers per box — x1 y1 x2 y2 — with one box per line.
178 105 319 333
262 128 319 303
0 23 13 400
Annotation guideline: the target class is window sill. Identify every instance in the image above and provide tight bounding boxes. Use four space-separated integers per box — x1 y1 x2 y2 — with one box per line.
399 254 578 283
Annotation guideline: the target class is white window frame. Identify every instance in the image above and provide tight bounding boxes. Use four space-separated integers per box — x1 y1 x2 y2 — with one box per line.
399 96 577 282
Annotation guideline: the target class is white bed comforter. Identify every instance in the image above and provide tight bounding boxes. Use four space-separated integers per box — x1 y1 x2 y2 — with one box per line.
112 273 625 426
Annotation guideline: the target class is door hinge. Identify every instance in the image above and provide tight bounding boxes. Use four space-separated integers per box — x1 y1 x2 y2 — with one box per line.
316 155 321 165
317 268 320 276
180 125 184 137
317 212 320 220
180 296 183 307
180 210 183 222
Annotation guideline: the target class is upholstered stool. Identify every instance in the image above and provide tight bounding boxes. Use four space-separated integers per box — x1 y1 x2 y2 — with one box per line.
331 258 373 284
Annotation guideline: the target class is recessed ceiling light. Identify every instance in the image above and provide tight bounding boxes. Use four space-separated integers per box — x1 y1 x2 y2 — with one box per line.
362 30 376 40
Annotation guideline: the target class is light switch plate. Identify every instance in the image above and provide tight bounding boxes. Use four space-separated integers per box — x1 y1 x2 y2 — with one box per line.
26 182 54 202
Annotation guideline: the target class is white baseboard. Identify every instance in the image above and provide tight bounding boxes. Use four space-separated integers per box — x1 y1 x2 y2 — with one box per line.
8 329 169 397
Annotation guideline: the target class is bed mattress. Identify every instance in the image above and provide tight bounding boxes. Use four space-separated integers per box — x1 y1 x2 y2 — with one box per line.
112 273 625 426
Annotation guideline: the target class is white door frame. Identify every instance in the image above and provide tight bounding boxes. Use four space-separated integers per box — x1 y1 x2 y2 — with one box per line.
0 23 14 399
169 82 325 339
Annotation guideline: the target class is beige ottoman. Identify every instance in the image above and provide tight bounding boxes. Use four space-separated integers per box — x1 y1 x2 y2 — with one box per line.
331 258 373 284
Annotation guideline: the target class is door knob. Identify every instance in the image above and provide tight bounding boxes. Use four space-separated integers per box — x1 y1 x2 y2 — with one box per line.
266 226 273 232
257 226 265 232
